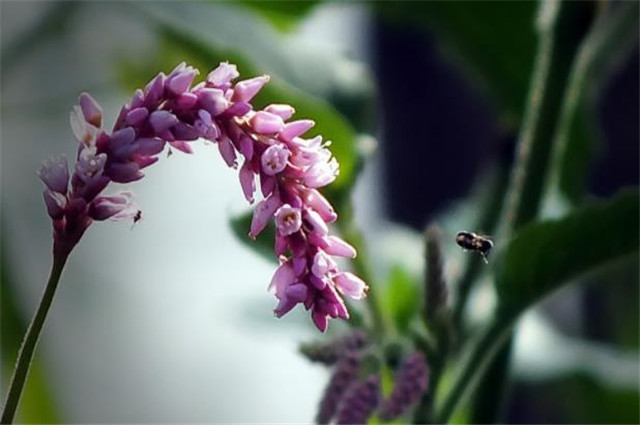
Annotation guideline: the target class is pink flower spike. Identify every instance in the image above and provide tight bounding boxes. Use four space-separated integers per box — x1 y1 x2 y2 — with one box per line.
70 106 98 146
268 259 295 297
232 75 270 103
107 162 143 183
261 173 277 197
261 144 290 176
304 158 339 188
280 120 315 142
237 135 254 160
88 192 138 221
207 62 239 87
324 236 357 258
38 155 69 194
265 104 295 121
43 190 67 219
75 148 107 183
334 272 368 300
239 161 256 203
218 135 237 168
249 192 282 239
144 73 166 106
175 92 198 109
126 107 149 126
311 251 337 277
303 208 329 235
168 141 193 154
275 204 302 236
79 93 103 128
312 310 329 332
275 283 308 317
249 111 284 134
149 110 179 134
305 189 337 223
198 88 228 117
167 64 198 95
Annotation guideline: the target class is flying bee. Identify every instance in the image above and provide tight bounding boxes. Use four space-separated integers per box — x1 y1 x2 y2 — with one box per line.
456 231 493 264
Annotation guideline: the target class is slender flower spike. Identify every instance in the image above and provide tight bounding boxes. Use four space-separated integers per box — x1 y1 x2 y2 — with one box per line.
38 61 366 331
299 330 369 366
316 352 361 424
336 375 381 425
379 352 430 421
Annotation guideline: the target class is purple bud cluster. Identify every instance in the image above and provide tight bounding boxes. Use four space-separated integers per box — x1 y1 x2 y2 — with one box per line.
316 352 361 424
335 375 380 425
38 62 367 329
300 330 369 366
379 352 430 421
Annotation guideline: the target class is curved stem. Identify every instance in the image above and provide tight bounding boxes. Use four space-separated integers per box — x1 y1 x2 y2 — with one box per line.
1 252 69 424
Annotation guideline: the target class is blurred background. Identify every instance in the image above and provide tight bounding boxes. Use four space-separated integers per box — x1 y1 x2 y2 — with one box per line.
1 1 638 423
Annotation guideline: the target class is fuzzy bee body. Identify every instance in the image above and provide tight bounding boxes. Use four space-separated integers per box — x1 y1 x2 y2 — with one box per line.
456 231 493 263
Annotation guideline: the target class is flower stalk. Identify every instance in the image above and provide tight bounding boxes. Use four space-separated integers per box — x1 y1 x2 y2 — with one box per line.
1 252 68 424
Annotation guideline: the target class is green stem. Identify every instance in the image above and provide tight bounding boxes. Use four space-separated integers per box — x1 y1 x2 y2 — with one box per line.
435 317 514 424
471 3 594 423
1 252 69 424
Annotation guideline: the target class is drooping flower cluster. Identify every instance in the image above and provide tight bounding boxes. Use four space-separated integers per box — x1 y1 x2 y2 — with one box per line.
38 62 367 330
379 352 430 421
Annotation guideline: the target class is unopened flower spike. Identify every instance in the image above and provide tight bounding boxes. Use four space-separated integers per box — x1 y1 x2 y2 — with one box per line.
38 61 366 331
379 352 430 421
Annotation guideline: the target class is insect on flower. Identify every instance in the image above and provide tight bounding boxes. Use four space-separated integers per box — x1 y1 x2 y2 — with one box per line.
456 231 493 264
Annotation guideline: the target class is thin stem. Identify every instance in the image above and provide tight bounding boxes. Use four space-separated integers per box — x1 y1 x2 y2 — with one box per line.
435 317 513 424
1 252 69 424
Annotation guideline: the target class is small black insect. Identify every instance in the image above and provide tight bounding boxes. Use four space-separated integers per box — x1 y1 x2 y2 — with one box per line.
456 231 493 264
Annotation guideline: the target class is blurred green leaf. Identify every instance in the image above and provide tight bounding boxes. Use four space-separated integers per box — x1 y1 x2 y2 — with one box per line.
496 189 639 317
545 1 640 204
229 210 276 264
374 1 537 124
238 0 320 32
121 1 359 198
383 265 419 334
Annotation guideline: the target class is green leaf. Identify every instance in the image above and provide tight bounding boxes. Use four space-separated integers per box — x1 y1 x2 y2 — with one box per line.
383 265 419 334
496 190 639 317
121 2 359 198
229 210 276 264
545 1 640 204
238 0 320 32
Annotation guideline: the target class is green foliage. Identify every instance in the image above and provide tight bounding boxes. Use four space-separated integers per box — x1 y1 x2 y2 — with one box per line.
238 0 320 32
383 265 419 334
496 190 640 317
546 1 640 204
